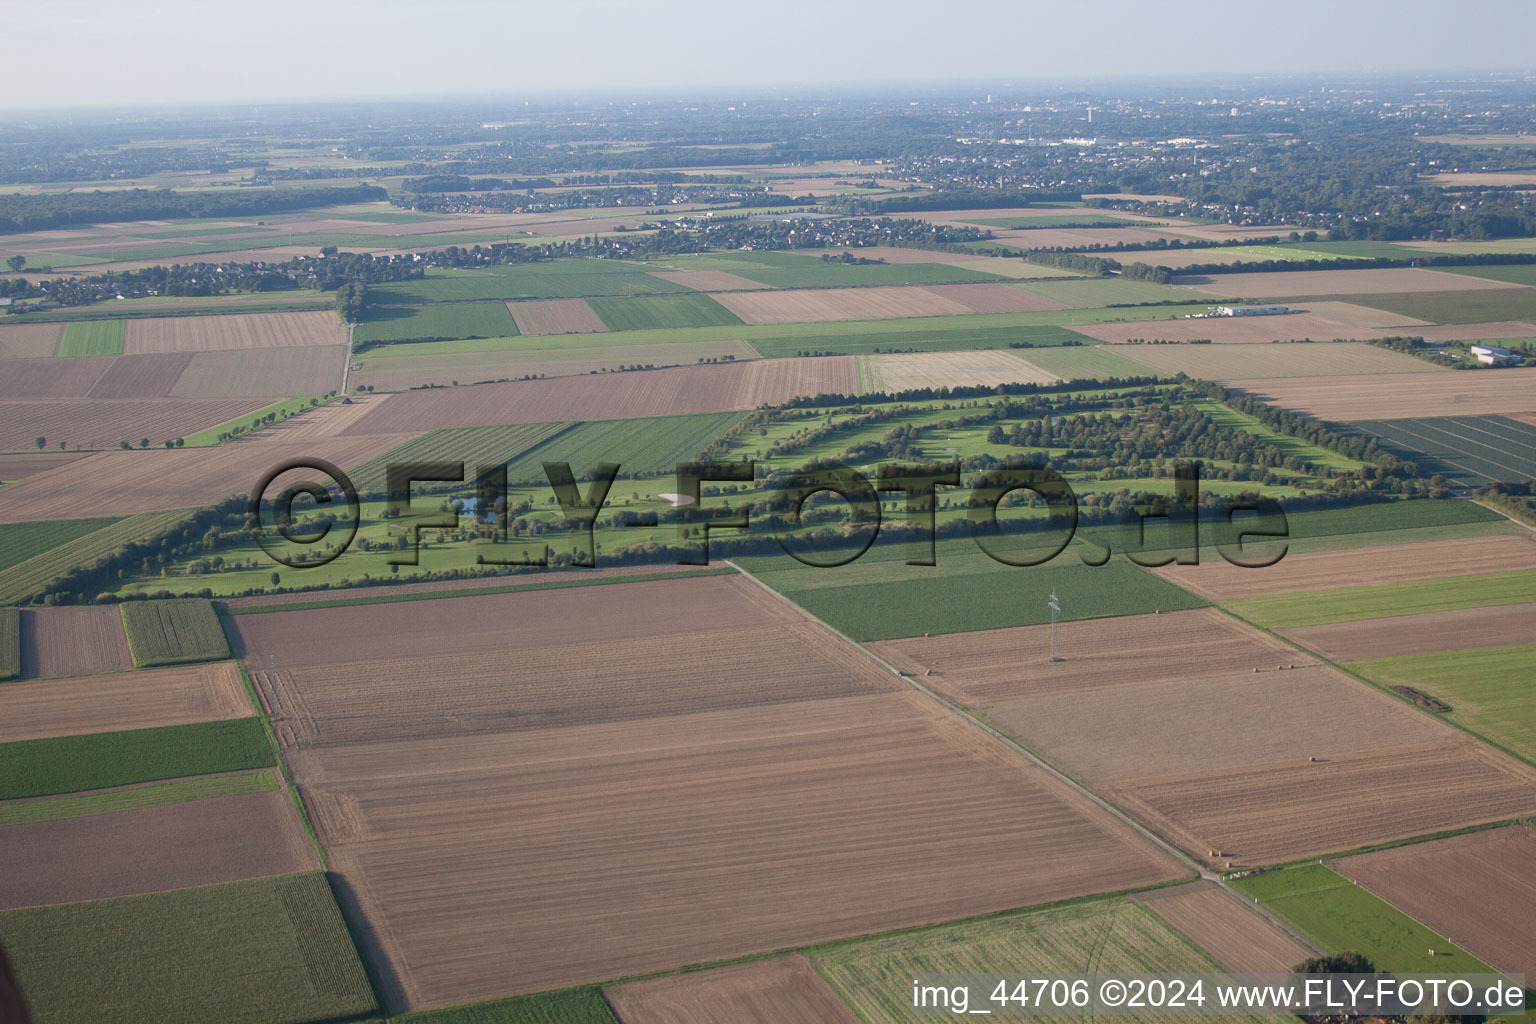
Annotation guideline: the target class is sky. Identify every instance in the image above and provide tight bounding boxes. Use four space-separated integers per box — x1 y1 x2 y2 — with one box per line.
11 0 1536 110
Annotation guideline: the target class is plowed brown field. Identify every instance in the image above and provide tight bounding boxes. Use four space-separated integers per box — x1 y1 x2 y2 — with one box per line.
1110 341 1433 378
1226 369 1536 419
19 606 132 678
122 311 346 354
169 345 347 397
1175 268 1528 298
0 433 409 520
1280 603 1536 661
604 956 860 1024
0 452 89 479
0 790 315 909
1332 826 1536 978
872 608 1536 867
505 298 609 335
0 323 63 359
862 350 1056 392
340 358 856 435
0 356 113 398
86 353 192 398
712 285 1053 324
352 340 761 390
238 574 1184 1009
0 397 270 452
1131 884 1311 972
0 661 251 742
1074 311 1415 345
1154 534 1536 599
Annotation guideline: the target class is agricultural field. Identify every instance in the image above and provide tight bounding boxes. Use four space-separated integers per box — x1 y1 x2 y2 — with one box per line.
57 319 124 357
233 574 1184 1009
0 516 118 573
858 349 1057 392
389 988 619 1024
1279 603 1536 662
872 608 1536 866
0 451 91 480
1352 414 1536 487
0 509 193 605
350 420 571 493
1174 266 1529 298
1345 642 1536 763
0 872 374 1024
0 790 315 909
0 718 273 800
0 606 16 681
604 957 860 1024
1231 864 1493 974
120 599 230 667
369 263 690 304
1224 568 1536 628
0 771 278 827
710 283 1054 324
1110 341 1434 379
0 660 250 742
1336 288 1536 324
506 297 609 335
1018 276 1221 307
122 311 346 353
352 338 761 389
646 250 1006 288
1130 883 1310 973
355 301 520 344
16 605 133 679
645 268 770 291
1225 367 1536 420
0 323 65 359
167 344 347 397
1331 826 1536 978
586 292 742 331
1009 343 1158 380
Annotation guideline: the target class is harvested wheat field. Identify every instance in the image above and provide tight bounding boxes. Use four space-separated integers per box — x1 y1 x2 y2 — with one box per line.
1332 826 1536 978
1301 300 1431 328
861 350 1056 393
604 956 859 1024
1227 368 1536 420
646 269 769 292
0 661 251 743
0 396 268 452
1175 267 1528 299
927 282 1073 314
19 606 132 678
84 353 192 398
0 323 64 359
340 358 856 435
0 356 114 399
1279 603 1536 662
871 608 1536 866
1130 884 1311 973
0 790 316 910
0 433 408 520
1154 534 1536 600
711 285 1049 324
237 575 1184 1009
169 345 348 397
1110 341 1433 379
505 298 609 335
1077 315 1400 345
122 311 346 354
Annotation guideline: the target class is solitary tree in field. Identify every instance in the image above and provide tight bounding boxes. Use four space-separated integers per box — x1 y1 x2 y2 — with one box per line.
139 438 149 449
34 436 44 449
270 572 281 588
6 255 24 274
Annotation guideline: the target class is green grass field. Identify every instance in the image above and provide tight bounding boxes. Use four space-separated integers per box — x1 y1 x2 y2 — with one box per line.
351 421 572 494
1348 642 1536 763
1224 567 1536 628
0 606 18 682
750 323 1097 358
388 988 617 1024
737 533 1208 641
1196 400 1366 470
0 718 273 800
1016 344 1165 380
0 872 375 1024
1231 863 1492 974
1441 264 1536 286
181 396 332 447
355 300 520 344
1018 277 1222 308
1333 289 1536 324
0 771 277 826
0 516 120 573
814 898 1244 1024
56 319 125 357
371 262 688 304
0 509 196 605
501 412 748 483
120 599 231 667
586 292 742 331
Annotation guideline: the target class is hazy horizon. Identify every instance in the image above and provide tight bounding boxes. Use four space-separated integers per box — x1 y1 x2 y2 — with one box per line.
12 0 1536 112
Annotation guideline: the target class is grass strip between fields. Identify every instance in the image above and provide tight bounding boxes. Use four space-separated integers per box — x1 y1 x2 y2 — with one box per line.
0 872 375 1024
0 718 274 800
0 770 278 826
1230 863 1493 974
223 566 736 616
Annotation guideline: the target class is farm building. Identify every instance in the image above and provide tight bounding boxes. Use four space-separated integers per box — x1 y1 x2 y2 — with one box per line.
1216 305 1291 317
1470 345 1523 366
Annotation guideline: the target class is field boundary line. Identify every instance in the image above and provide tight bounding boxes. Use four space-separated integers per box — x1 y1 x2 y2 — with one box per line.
722 559 1323 958
1320 855 1507 971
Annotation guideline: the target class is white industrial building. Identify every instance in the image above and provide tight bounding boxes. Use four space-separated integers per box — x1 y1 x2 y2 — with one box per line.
1215 304 1291 317
1470 345 1523 366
